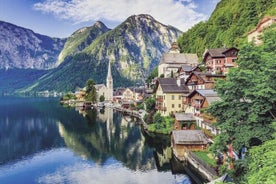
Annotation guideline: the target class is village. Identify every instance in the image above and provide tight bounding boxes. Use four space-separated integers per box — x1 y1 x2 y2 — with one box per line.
60 16 276 182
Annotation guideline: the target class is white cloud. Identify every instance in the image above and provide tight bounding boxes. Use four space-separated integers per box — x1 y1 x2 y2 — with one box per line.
33 0 207 31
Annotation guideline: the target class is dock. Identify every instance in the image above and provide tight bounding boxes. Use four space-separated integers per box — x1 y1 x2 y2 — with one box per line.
172 148 218 182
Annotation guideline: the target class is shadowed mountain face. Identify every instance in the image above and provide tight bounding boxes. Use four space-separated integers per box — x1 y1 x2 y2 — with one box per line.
0 21 66 70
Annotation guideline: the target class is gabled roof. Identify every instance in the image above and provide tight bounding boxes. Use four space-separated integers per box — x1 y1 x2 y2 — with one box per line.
187 89 219 98
157 78 189 93
172 130 208 145
159 53 199 65
175 113 195 122
185 72 212 84
203 47 239 61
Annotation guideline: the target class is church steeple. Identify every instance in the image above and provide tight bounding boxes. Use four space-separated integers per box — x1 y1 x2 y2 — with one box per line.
106 61 113 102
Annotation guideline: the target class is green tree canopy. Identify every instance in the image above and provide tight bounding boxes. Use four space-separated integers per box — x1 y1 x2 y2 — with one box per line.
85 79 97 103
207 28 276 182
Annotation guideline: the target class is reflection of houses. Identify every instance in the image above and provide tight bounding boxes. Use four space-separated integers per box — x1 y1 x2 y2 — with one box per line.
172 130 209 152
248 16 276 45
174 113 196 130
155 78 189 116
158 42 199 78
185 72 226 91
186 89 220 135
203 47 238 75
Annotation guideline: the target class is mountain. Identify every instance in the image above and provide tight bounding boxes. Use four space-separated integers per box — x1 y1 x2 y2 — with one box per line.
177 0 276 56
58 21 110 64
25 14 182 92
0 21 66 70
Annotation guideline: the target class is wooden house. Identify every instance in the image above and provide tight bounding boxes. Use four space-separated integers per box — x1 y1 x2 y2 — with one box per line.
176 65 202 81
203 47 238 75
172 130 209 152
185 72 226 91
186 89 221 135
174 113 196 130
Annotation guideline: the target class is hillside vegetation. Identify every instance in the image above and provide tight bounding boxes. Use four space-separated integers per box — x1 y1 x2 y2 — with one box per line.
177 0 276 57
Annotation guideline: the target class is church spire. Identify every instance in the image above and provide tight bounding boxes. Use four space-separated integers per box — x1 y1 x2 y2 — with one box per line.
107 60 112 81
106 61 113 102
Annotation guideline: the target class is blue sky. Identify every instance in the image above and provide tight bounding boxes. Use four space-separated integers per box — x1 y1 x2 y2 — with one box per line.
0 0 220 38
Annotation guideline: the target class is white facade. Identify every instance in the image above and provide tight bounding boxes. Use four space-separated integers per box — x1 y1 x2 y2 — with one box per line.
105 61 113 102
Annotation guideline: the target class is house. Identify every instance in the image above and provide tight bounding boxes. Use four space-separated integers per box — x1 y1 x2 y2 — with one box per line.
248 16 276 45
158 42 199 78
155 78 189 116
203 47 238 75
122 88 134 102
176 65 202 81
174 113 196 130
172 130 209 152
186 89 221 135
185 72 226 91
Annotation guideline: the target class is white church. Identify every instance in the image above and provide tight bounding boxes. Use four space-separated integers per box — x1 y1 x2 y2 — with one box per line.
95 61 113 102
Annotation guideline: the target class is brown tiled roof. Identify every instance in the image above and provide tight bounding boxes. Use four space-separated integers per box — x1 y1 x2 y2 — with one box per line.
172 130 208 145
158 78 189 93
205 48 228 57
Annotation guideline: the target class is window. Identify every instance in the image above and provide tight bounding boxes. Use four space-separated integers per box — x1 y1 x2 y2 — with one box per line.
171 95 175 100
178 104 181 108
172 104 175 108
178 95 181 100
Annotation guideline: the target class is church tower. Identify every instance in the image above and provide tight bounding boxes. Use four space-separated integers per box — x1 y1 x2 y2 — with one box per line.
106 61 113 102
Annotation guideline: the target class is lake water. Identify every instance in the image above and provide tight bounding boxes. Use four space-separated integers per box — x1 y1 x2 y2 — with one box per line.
0 97 197 184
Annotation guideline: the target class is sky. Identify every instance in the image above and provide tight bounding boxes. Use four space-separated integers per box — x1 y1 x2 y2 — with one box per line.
0 0 220 38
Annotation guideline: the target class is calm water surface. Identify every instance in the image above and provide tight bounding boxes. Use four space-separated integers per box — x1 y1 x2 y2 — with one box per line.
0 97 195 184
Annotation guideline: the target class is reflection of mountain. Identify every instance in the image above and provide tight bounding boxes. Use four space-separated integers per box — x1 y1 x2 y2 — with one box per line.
0 97 66 164
58 109 156 171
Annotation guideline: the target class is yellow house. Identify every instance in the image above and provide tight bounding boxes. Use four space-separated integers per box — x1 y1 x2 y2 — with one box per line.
155 78 189 116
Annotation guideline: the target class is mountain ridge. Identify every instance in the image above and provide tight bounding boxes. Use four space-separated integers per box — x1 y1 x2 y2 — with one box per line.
23 14 183 92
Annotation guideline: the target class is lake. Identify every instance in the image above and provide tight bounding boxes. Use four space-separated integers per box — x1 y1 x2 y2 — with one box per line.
0 97 198 184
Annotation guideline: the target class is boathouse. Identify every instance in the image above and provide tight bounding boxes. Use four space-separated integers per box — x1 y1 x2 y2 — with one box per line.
172 130 209 154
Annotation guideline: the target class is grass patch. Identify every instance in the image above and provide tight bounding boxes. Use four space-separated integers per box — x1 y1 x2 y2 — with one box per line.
194 151 216 167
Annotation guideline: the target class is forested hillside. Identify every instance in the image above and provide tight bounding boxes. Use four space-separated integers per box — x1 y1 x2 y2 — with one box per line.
177 0 276 56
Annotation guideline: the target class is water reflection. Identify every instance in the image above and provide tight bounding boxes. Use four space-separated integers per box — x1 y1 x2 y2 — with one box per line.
0 97 194 184
59 108 156 171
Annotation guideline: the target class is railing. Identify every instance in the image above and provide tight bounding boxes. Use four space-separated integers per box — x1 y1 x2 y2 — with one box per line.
185 148 218 177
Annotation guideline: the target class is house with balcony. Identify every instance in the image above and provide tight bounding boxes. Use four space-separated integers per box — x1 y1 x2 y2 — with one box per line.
203 47 238 75
185 72 226 91
158 42 199 78
155 78 189 116
186 89 221 135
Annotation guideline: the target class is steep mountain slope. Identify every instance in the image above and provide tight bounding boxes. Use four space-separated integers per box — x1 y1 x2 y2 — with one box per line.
58 21 110 64
0 21 66 69
26 14 182 92
177 0 276 56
